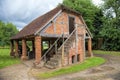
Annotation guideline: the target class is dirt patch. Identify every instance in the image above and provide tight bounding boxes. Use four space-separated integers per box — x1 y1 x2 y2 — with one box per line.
89 66 115 73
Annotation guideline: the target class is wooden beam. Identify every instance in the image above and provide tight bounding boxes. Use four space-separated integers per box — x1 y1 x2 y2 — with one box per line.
61 34 64 66
10 40 14 56
75 24 78 63
15 40 19 57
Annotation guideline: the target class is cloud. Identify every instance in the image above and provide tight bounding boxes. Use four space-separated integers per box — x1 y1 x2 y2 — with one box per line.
92 0 104 6
0 0 63 30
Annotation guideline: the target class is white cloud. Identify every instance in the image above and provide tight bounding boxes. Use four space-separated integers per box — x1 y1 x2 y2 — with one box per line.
0 0 103 30
92 0 104 6
0 0 63 30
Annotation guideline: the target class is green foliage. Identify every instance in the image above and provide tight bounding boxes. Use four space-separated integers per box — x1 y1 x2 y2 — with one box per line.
0 49 20 69
99 0 120 51
38 57 105 79
63 0 103 36
0 21 18 47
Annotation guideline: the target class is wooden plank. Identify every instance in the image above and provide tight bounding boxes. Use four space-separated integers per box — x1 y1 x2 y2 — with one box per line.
62 34 64 66
75 24 78 63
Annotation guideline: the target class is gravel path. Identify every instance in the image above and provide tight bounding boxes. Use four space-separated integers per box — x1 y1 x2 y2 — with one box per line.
0 54 120 80
0 63 35 80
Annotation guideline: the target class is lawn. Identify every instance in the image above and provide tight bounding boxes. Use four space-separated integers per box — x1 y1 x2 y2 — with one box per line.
38 57 105 79
0 48 20 69
93 50 120 56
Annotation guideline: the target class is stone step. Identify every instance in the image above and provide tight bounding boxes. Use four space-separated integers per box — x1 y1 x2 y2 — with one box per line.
57 51 61 54
50 58 59 63
53 54 61 58
45 64 55 69
47 61 58 67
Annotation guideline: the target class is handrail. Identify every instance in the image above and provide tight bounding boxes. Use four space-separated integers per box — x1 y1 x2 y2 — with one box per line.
58 27 77 50
40 34 63 61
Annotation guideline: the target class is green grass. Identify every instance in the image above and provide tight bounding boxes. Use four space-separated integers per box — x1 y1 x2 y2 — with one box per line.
0 49 20 69
93 50 120 56
38 57 105 79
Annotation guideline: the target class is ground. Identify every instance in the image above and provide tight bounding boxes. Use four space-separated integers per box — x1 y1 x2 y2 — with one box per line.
0 54 120 80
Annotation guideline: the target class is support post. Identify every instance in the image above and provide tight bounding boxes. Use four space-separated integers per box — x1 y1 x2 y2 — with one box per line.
35 36 42 64
15 40 19 57
21 39 27 60
88 38 93 57
62 34 64 66
75 24 78 62
55 41 57 54
10 40 14 56
32 40 35 51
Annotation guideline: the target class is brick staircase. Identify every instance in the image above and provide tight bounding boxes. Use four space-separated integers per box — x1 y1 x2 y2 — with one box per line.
45 32 76 69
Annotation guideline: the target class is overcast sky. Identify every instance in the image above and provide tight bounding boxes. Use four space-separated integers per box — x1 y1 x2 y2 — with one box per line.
0 0 103 30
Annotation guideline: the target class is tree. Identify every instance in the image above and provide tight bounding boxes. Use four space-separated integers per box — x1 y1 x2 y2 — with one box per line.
63 0 104 49
0 21 18 47
100 0 120 50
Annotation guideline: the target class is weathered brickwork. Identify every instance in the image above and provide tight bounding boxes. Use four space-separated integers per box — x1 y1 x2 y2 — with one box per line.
21 39 27 60
35 36 42 64
45 11 86 64
44 11 84 35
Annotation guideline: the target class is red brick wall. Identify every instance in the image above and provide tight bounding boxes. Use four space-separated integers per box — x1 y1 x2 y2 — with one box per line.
44 11 86 64
44 11 84 35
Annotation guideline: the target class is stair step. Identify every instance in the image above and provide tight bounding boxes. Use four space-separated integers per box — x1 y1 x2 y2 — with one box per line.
51 57 60 61
57 51 61 54
45 64 55 69
53 54 61 58
47 61 58 67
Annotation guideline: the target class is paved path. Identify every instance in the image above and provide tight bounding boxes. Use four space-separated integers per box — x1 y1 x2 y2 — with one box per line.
0 54 120 80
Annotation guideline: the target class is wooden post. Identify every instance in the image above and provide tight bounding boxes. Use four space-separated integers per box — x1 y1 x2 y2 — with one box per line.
55 41 57 54
10 40 14 56
88 38 93 57
62 34 64 66
21 39 27 60
75 24 78 62
83 33 86 60
15 40 19 57
32 40 35 51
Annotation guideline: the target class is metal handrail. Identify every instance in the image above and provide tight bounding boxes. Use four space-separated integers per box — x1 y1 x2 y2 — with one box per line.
40 34 63 62
58 27 76 50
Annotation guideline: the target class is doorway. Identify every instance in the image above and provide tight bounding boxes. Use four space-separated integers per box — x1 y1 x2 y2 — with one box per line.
69 16 75 34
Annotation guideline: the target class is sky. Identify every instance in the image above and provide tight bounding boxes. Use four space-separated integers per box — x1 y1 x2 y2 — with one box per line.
0 0 103 30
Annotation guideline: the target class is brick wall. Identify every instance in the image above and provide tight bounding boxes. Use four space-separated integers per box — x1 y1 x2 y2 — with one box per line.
44 11 84 35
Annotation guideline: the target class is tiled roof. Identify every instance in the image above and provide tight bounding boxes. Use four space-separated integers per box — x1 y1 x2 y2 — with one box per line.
11 5 81 40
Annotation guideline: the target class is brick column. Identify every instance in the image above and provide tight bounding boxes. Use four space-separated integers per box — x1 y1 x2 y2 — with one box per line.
21 39 27 60
10 40 14 56
15 40 19 57
35 36 42 64
88 38 93 57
